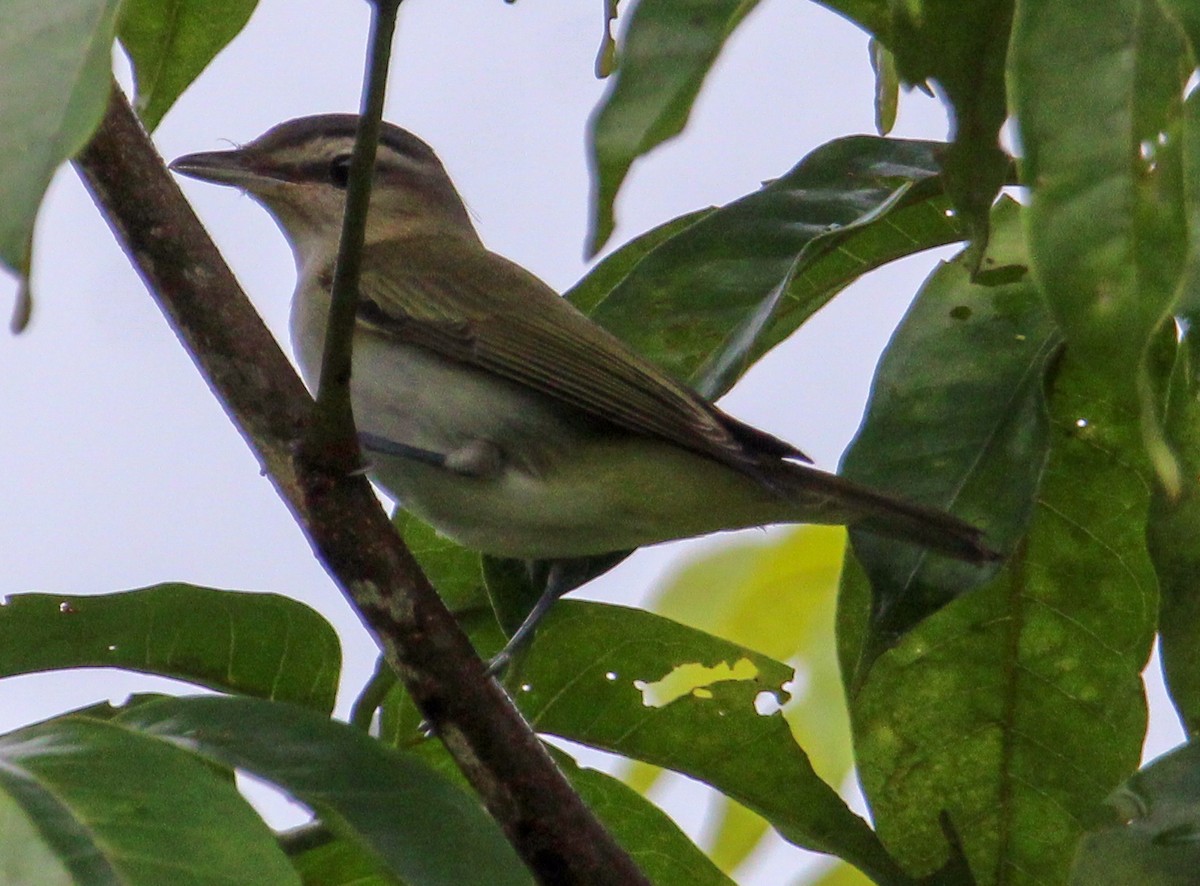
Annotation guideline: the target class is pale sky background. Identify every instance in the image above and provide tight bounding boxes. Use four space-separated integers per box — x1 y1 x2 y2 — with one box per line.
0 1 1186 883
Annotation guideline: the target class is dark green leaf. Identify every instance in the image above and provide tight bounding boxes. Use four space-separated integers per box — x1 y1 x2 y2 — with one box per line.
566 208 713 315
481 556 544 639
0 715 298 885
1071 740 1200 885
116 695 530 886
886 0 1014 253
1149 343 1200 734
0 585 341 712
1152 94 1200 737
510 601 911 885
0 0 122 275
1162 0 1200 60
392 509 488 612
584 136 961 398
810 0 889 41
839 198 1057 676
844 352 1158 882
282 824 403 886
376 720 735 885
587 0 758 254
553 750 734 885
395 492 632 656
118 0 257 130
482 551 630 644
1177 79 1200 318
1011 0 1192 487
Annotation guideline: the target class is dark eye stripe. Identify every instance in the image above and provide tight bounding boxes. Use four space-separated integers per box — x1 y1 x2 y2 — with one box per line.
249 115 442 182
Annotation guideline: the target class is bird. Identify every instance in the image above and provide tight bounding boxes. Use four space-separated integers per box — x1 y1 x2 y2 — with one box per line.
170 114 996 667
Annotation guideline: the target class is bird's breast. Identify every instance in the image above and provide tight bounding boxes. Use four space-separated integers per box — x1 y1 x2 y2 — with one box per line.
290 280 583 474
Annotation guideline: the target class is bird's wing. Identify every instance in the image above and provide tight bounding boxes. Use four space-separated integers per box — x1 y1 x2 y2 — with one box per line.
355 237 804 471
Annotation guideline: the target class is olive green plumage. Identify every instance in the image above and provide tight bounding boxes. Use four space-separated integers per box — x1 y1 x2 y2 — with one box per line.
171 114 996 565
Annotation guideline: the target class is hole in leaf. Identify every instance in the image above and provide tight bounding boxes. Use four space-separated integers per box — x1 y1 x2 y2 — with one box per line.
633 658 759 708
754 691 783 715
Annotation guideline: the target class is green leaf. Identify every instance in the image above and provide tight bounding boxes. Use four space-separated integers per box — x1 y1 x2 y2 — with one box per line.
587 0 758 254
282 825 403 886
566 208 714 315
118 0 257 130
809 860 876 886
652 526 855 781
554 750 734 885
1178 75 1200 319
844 351 1158 883
646 526 856 873
885 0 1014 253
0 788 73 886
0 585 341 712
0 0 122 276
1162 0 1200 61
809 0 889 40
1152 94 1200 737
373 723 734 885
869 38 899 136
583 136 962 398
116 695 531 886
594 0 619 78
1070 740 1200 885
509 601 911 885
0 715 299 885
1011 0 1192 488
481 551 632 647
839 199 1057 677
392 509 488 612
1150 344 1200 732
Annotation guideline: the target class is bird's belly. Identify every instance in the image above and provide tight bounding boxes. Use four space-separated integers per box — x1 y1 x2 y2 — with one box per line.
330 335 660 554
369 433 792 559
292 321 790 558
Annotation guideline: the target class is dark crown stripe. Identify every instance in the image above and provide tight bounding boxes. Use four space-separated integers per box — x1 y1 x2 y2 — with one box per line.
255 114 436 165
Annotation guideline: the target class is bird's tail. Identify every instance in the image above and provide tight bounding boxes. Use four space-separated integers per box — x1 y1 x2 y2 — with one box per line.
771 462 1000 564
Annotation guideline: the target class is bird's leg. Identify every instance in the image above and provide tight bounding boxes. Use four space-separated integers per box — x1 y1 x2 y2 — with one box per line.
417 569 563 738
358 431 448 468
359 432 503 477
485 561 569 678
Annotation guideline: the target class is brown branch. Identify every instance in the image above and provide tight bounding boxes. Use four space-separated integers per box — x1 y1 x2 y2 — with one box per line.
73 83 648 886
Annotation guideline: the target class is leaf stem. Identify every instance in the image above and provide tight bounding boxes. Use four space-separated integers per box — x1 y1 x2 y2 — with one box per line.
305 0 403 466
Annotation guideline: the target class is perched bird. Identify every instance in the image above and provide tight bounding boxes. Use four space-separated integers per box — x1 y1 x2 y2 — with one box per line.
171 115 995 665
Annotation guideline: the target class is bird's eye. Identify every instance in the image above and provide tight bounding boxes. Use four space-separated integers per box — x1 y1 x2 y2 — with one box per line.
328 154 352 189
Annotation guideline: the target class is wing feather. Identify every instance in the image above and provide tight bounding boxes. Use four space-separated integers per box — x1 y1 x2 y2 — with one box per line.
355 238 803 472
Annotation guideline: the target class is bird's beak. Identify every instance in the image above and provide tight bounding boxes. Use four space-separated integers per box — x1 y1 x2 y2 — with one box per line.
169 149 276 189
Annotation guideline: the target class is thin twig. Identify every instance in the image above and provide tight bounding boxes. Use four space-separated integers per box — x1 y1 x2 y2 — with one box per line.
305 0 401 463
73 83 648 886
